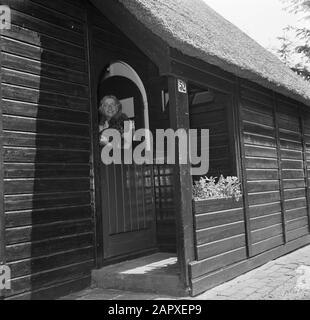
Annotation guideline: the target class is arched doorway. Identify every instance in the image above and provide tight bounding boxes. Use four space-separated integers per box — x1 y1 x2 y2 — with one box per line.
98 61 156 260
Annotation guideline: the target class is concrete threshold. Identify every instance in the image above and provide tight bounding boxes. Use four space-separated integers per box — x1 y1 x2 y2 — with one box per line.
92 253 188 297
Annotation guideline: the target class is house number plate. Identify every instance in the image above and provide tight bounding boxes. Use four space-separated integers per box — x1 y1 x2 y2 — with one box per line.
178 79 187 94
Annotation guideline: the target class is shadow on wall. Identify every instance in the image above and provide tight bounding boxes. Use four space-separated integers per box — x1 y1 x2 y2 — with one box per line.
3 14 94 299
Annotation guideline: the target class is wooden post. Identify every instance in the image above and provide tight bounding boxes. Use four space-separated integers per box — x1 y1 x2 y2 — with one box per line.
273 93 287 243
299 107 310 233
168 77 195 289
234 78 252 257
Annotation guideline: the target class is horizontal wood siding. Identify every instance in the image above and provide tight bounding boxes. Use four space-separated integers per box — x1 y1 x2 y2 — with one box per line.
0 12 5 279
180 51 310 295
1 0 94 299
169 49 235 95
190 80 310 295
171 49 237 179
190 90 233 178
240 83 285 256
191 199 246 278
277 99 309 243
302 109 310 232
240 83 310 256
172 53 247 293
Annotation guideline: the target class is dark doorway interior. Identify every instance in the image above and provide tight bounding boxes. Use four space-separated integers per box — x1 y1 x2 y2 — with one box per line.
97 74 157 260
189 83 236 181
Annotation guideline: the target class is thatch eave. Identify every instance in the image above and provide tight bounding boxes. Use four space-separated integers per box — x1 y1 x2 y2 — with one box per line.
91 0 310 106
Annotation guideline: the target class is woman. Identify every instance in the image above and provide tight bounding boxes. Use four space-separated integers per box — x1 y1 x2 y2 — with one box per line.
98 95 129 146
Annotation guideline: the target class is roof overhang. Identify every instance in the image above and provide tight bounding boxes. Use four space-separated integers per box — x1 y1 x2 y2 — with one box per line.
89 0 171 74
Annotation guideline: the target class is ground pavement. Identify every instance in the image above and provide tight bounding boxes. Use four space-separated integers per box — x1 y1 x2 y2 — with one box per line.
62 245 310 300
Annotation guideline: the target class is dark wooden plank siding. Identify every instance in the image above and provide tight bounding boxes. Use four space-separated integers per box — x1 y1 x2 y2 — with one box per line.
301 109 310 229
240 83 285 256
170 49 235 94
277 99 309 243
1 0 94 299
1 0 310 300
191 199 247 278
178 48 310 295
186 73 247 279
190 90 233 178
190 78 310 295
170 49 237 179
169 54 246 292
238 82 310 256
0 19 6 272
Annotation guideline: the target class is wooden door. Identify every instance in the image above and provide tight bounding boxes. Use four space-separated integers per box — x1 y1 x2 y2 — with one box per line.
99 79 156 259
90 25 157 260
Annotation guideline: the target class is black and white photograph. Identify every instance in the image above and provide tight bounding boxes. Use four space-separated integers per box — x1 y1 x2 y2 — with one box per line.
1 0 310 307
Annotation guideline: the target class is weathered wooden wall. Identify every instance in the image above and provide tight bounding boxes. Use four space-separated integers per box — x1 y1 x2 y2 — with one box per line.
0 0 94 299
190 77 310 296
0 10 5 280
170 48 237 179
0 0 177 299
189 87 234 178
1 0 310 299
190 80 310 295
190 199 246 280
240 80 310 255
168 49 310 296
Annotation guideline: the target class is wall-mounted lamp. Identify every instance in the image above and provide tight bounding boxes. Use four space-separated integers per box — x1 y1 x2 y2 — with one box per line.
161 90 169 113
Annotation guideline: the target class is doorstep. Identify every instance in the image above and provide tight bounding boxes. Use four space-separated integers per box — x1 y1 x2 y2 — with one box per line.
92 253 188 297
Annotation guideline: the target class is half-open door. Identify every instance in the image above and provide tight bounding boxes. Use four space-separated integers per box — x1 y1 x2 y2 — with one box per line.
98 62 156 260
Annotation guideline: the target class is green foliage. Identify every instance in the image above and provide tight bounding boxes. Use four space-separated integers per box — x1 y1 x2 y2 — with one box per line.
282 0 310 16
193 175 242 202
277 0 310 80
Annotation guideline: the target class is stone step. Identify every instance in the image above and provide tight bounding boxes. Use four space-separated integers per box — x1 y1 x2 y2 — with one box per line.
92 253 188 297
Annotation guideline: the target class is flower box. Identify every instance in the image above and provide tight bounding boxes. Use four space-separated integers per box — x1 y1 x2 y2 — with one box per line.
192 197 243 215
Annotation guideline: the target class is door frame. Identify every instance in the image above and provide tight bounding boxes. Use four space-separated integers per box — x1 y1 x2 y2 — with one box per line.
102 61 152 154
87 21 157 266
98 74 156 260
87 0 195 292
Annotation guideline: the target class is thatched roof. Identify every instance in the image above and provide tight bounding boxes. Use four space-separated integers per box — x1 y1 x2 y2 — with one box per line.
116 0 310 105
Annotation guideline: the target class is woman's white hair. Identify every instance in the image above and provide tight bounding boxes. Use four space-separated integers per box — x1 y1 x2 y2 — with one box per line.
100 95 121 108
